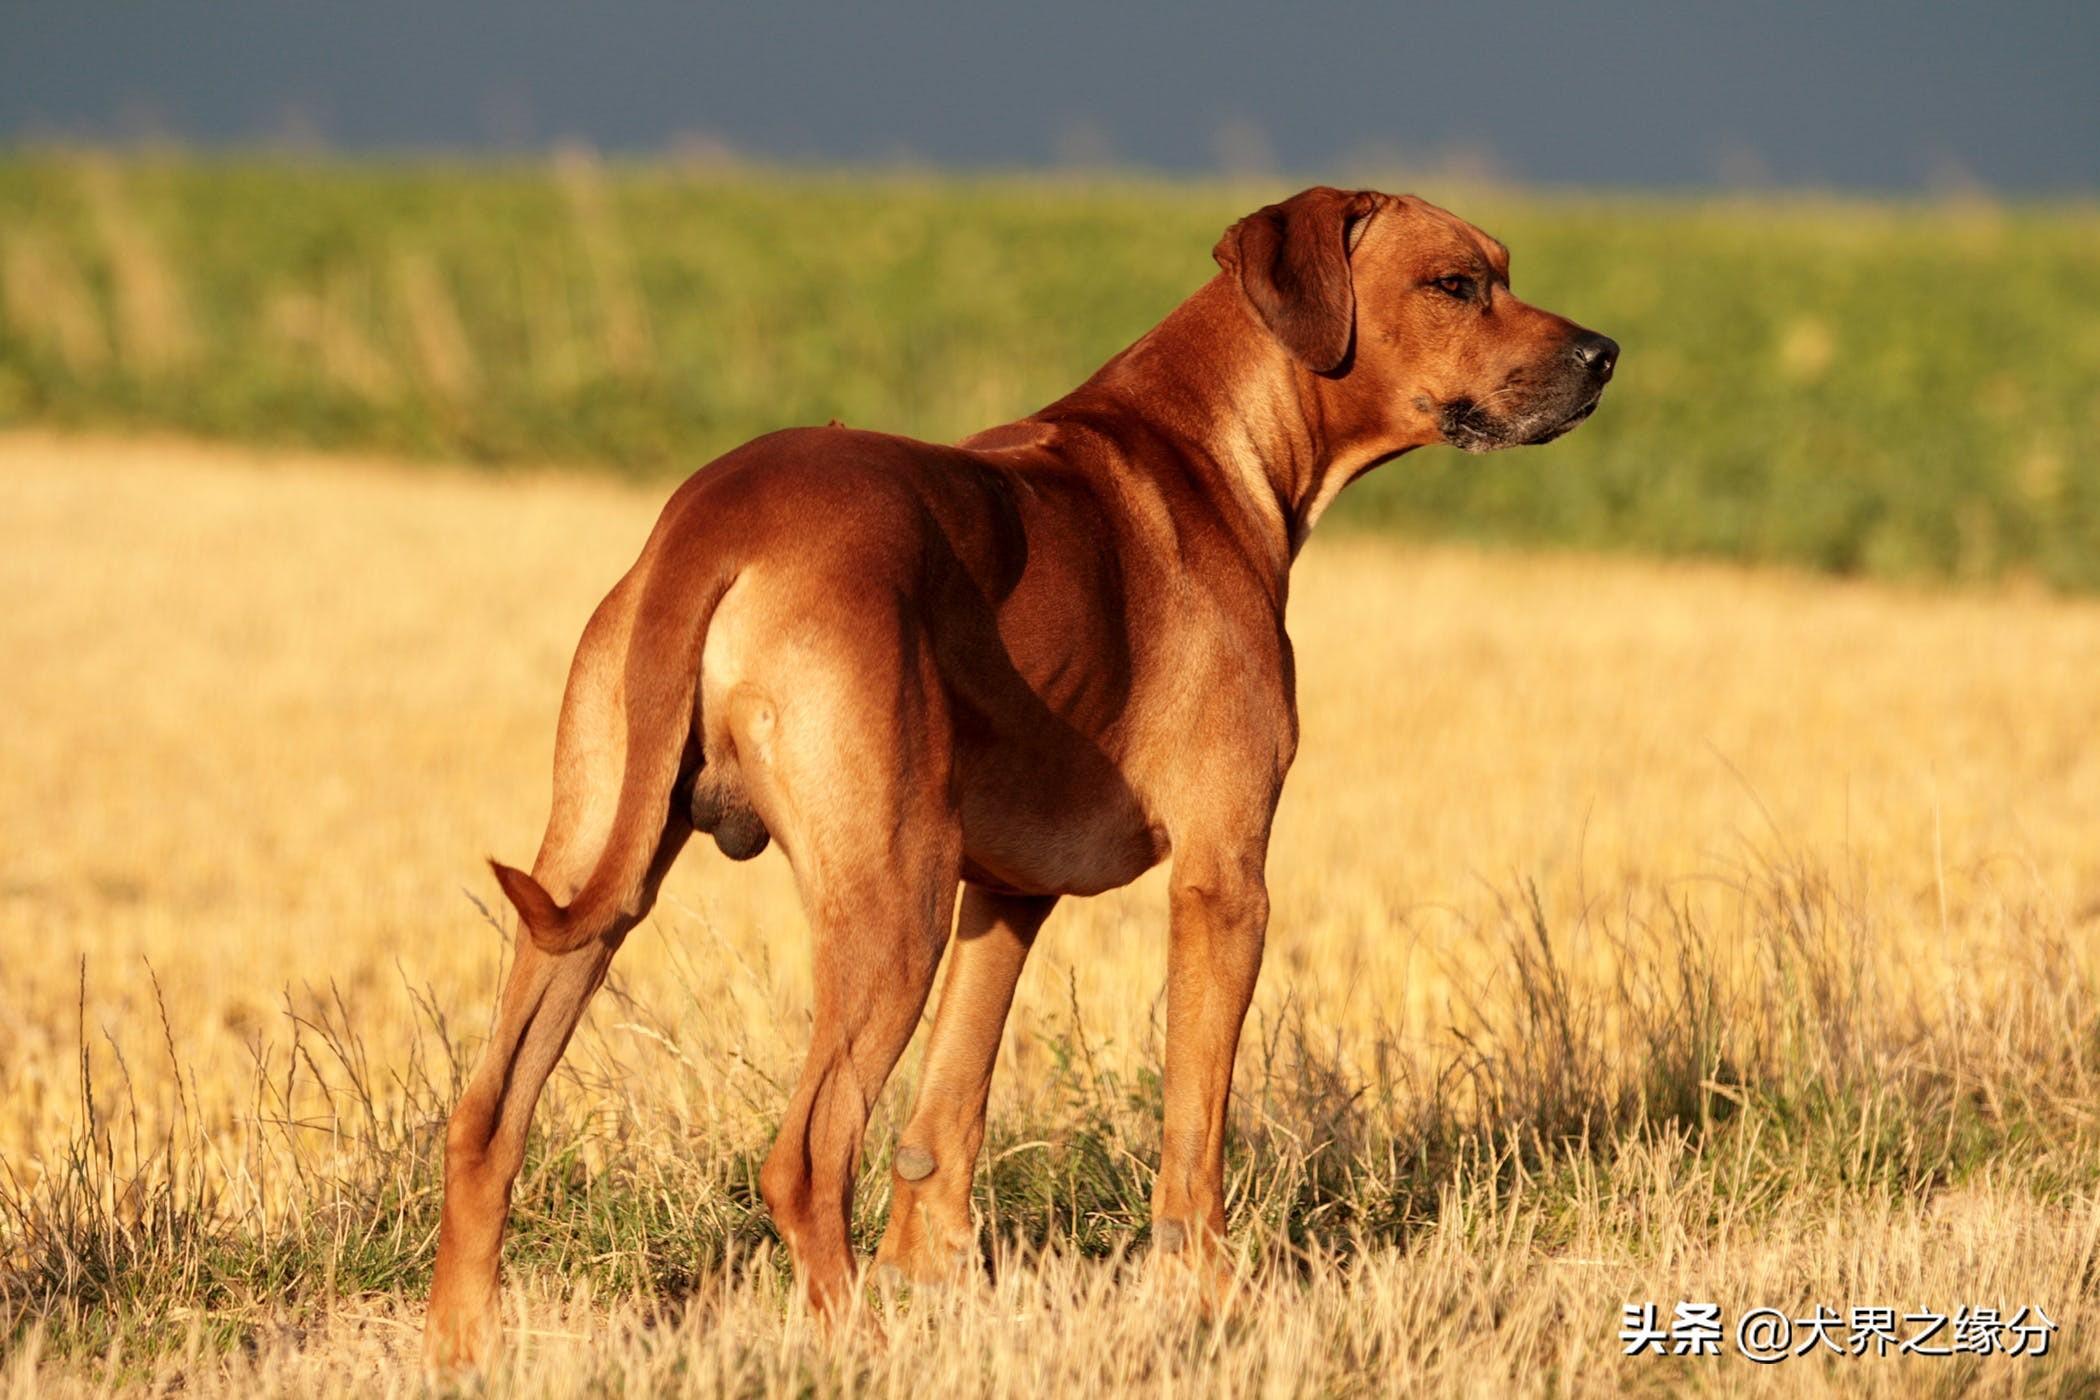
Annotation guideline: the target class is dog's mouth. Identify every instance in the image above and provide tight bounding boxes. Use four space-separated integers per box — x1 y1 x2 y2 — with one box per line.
1527 394 1600 443
1438 391 1603 453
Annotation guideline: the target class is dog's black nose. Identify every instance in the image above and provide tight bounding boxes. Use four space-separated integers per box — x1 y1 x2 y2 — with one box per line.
1570 332 1618 382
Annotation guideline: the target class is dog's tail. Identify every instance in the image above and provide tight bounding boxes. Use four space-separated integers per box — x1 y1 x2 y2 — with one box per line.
490 562 732 956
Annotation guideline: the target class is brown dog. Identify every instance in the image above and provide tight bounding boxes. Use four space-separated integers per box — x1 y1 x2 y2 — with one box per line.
423 186 1615 1368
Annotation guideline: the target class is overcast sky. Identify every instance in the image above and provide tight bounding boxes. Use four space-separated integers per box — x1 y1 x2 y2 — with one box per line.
5 1 2096 191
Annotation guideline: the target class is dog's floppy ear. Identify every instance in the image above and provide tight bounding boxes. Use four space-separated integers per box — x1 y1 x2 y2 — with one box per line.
1213 187 1382 373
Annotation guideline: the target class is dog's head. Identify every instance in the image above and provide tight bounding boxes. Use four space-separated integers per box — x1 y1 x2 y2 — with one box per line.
1213 187 1616 454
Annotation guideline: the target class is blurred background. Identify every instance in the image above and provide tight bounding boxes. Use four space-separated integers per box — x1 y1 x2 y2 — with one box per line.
2 0 2097 584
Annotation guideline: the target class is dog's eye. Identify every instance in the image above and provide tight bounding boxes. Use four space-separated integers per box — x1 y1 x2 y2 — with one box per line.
1434 275 1473 300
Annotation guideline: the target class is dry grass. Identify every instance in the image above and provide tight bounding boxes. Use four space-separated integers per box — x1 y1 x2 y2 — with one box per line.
3 432 2099 1395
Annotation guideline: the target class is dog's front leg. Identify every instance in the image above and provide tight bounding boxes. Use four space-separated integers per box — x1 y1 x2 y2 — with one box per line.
1150 843 1270 1292
875 885 1057 1284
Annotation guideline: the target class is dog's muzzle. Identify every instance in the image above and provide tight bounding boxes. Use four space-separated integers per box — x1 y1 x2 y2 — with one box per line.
1439 331 1618 453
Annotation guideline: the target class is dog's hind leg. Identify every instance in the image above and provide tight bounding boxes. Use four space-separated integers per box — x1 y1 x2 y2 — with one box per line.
425 578 693 1372
874 885 1055 1284
734 604 962 1320
424 827 689 1370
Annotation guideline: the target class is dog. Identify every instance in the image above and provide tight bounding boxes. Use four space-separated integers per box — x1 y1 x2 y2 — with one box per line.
424 186 1616 1368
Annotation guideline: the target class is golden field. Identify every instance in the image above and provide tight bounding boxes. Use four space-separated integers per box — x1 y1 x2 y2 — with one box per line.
4 431 2100 1396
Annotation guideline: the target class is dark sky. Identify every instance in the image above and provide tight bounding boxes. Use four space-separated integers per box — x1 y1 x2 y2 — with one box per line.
5 1 2096 191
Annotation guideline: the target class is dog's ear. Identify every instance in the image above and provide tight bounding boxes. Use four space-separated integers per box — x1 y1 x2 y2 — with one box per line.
1213 187 1382 373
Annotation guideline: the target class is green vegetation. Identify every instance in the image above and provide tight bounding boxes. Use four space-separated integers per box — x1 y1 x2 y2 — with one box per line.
1 153 2096 585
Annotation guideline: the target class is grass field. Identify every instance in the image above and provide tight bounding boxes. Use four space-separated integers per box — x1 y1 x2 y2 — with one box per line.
4 432 2100 1395
2 155 2098 586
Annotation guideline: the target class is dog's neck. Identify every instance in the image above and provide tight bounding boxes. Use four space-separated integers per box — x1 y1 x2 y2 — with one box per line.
1036 277 1416 571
